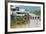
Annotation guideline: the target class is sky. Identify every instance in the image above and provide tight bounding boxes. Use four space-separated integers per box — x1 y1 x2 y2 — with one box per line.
18 6 41 11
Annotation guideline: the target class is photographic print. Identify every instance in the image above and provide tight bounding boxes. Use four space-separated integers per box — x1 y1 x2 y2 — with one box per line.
6 1 45 32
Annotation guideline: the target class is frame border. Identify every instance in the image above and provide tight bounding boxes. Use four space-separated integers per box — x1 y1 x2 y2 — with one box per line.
5 1 45 33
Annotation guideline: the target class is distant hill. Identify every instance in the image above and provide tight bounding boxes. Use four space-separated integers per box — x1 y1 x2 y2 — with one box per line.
30 10 41 16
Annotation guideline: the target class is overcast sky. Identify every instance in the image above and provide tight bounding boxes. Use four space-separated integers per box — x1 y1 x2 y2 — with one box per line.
18 6 41 11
